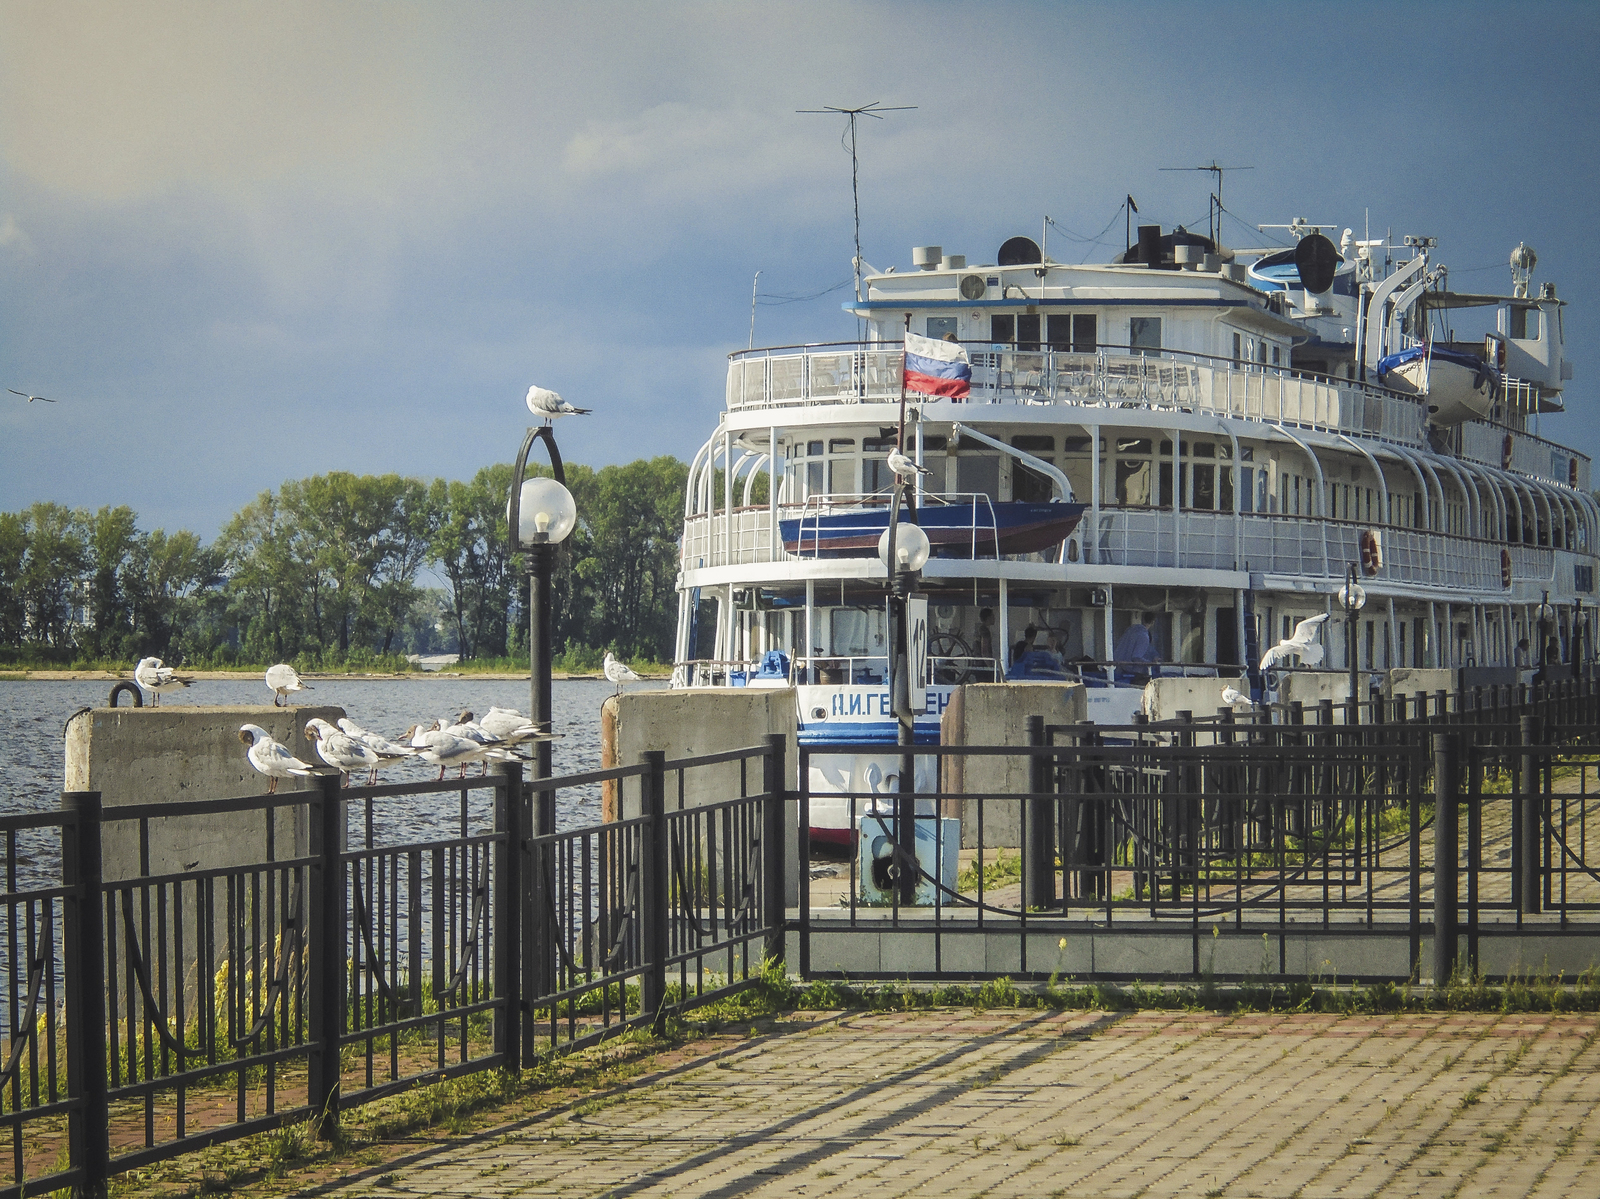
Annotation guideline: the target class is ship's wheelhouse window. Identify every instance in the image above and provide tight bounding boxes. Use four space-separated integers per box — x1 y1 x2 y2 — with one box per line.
828 439 856 495
992 312 1042 350
1130 317 1162 354
829 607 886 658
1232 332 1242 366
991 315 1013 344
926 316 958 340
1271 345 1281 366
1012 435 1056 504
1073 314 1098 353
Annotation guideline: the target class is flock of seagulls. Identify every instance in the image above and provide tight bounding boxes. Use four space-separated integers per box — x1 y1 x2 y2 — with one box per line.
126 649 645 792
238 706 562 791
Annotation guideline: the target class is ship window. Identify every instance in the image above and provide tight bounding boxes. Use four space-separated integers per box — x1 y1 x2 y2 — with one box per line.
1271 345 1281 366
1116 459 1152 506
1012 436 1054 452
1232 332 1242 366
1510 306 1529 339
1014 460 1055 503
806 461 823 498
1072 314 1098 352
1047 314 1072 350
830 608 886 658
957 455 1000 499
808 440 823 456
1130 317 1162 354
991 315 1015 344
926 316 959 340
1191 442 1215 458
863 458 893 493
1258 340 1267 364
1118 439 1152 455
1192 463 1216 510
1240 446 1253 462
1219 466 1234 510
1062 436 1097 453
1016 313 1041 351
922 436 948 451
828 439 855 452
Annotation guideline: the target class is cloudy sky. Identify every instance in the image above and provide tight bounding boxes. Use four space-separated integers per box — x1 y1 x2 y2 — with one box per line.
2 1 1597 539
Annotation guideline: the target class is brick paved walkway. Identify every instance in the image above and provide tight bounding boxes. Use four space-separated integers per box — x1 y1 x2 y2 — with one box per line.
311 1008 1600 1198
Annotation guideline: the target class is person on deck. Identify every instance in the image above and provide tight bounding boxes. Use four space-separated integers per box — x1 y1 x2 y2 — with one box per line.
1114 612 1160 685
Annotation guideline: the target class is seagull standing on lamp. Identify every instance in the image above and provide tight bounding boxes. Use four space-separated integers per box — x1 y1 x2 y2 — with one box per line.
876 479 931 907
1337 564 1367 724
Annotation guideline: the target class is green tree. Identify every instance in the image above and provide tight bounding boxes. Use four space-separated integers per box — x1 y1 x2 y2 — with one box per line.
16 502 87 648
0 512 27 647
78 505 140 658
427 464 516 660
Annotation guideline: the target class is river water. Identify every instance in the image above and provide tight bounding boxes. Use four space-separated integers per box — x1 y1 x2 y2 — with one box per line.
0 677 663 889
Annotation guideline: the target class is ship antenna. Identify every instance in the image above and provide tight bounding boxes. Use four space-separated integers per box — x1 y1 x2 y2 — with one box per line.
748 270 761 351
798 102 916 322
1159 161 1254 244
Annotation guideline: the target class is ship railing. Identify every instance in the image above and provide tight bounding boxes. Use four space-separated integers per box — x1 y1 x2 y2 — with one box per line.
726 341 1431 448
1457 418 1591 491
680 503 1558 594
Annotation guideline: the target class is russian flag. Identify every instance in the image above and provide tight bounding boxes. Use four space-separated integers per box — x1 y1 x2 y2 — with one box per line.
903 331 971 399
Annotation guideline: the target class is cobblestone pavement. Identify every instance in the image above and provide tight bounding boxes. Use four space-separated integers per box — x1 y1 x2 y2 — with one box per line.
312 1008 1600 1198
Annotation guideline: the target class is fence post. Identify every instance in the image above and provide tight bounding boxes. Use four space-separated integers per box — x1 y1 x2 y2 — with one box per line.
1433 733 1458 987
1025 715 1054 912
639 750 669 1032
306 772 345 1136
1518 714 1543 916
61 791 108 1199
493 760 522 1072
525 775 556 1067
762 733 787 965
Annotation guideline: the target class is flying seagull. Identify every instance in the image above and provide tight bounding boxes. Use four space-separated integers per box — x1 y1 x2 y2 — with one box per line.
7 389 56 403
134 657 192 706
238 725 315 794
604 652 642 696
265 663 311 706
525 385 590 424
886 449 931 480
1258 614 1329 672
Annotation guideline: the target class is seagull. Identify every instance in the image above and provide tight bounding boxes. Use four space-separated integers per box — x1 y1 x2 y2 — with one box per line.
886 449 931 481
477 706 555 747
238 725 315 794
7 389 56 403
525 385 590 425
1220 686 1256 712
337 718 418 784
133 657 192 707
304 718 400 786
264 663 311 707
404 724 514 780
604 652 642 696
1258 614 1330 672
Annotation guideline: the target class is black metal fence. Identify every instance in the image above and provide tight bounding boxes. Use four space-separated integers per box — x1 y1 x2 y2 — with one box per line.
798 675 1600 985
0 737 785 1198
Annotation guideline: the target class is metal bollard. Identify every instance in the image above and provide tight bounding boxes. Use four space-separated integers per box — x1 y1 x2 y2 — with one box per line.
1025 715 1054 912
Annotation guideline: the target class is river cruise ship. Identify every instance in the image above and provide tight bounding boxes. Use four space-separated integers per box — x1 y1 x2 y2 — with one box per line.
670 219 1596 842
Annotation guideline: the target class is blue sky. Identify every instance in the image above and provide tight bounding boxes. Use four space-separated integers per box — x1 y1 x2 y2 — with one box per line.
3 0 1597 540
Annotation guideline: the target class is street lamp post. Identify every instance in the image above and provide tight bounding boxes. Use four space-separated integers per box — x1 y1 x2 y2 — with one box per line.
1573 598 1584 681
508 429 576 783
1338 563 1367 724
877 495 930 907
1536 590 1555 672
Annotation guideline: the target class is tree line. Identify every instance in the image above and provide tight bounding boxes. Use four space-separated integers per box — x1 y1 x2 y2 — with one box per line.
0 456 691 668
